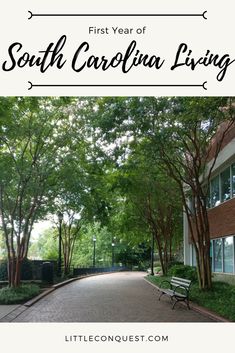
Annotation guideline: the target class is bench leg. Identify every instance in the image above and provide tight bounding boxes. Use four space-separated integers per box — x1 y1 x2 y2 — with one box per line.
171 297 178 310
186 299 190 310
172 299 190 310
159 291 165 301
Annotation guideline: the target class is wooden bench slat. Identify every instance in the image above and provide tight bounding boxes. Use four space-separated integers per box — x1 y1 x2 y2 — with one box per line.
172 277 191 284
172 276 191 283
171 280 190 288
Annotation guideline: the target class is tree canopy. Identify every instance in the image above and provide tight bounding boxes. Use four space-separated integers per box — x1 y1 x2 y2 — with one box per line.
1 96 234 288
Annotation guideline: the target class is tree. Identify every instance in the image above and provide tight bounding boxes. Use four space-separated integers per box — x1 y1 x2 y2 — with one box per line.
55 211 81 275
154 97 235 289
88 96 235 288
0 97 72 287
108 140 182 274
86 97 183 273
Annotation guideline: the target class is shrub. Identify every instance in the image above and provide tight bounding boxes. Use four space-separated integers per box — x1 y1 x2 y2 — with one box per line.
0 284 40 304
0 258 33 281
41 262 54 283
168 264 198 283
21 258 33 280
154 266 162 274
0 261 8 281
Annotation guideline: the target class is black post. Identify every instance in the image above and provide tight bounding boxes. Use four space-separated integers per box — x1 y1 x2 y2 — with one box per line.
151 233 154 276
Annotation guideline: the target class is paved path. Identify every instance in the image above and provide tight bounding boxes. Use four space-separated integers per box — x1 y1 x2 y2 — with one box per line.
12 272 214 322
0 305 19 320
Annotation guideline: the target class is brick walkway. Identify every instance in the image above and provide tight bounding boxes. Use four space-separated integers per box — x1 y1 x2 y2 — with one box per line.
12 272 214 322
0 304 19 320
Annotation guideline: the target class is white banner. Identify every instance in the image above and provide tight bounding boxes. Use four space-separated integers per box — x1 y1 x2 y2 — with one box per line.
0 0 235 95
0 323 234 353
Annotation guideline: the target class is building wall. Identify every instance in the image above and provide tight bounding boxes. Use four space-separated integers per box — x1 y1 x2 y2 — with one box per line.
184 122 235 273
208 197 235 239
208 122 235 162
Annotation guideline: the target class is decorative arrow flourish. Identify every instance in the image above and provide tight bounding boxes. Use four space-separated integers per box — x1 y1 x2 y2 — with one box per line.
28 81 208 90
28 10 207 20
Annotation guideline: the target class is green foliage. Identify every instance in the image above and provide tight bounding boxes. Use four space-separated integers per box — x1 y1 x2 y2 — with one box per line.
154 266 162 274
28 229 58 260
190 281 235 321
21 259 33 280
72 222 150 269
0 259 34 281
1 97 233 288
168 264 198 282
147 275 235 321
115 242 151 269
0 261 8 281
72 222 113 267
0 284 40 304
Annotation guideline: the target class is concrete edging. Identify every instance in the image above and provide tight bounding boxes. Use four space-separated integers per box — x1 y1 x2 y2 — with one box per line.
144 277 230 322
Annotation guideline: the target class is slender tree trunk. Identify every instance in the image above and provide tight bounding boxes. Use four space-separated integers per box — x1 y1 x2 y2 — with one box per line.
14 258 23 287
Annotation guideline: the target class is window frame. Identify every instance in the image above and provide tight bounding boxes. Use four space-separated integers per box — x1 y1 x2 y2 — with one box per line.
208 161 235 209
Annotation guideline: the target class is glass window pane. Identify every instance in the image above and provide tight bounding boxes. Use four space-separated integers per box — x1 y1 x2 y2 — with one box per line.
210 241 213 271
192 246 197 266
214 239 223 272
224 237 234 273
189 197 195 215
211 175 220 207
232 163 235 197
221 167 231 202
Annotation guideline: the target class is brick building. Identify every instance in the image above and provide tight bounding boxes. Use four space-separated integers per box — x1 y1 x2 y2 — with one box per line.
184 123 235 277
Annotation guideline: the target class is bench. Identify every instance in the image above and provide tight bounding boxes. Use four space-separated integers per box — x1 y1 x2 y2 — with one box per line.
158 276 191 309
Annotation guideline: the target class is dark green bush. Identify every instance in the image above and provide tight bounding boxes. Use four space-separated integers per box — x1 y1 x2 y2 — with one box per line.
168 264 198 282
21 258 33 280
0 284 40 304
0 258 33 281
0 261 8 281
42 262 54 283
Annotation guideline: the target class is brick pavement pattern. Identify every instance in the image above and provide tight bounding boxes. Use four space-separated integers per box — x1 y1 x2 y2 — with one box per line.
13 272 214 322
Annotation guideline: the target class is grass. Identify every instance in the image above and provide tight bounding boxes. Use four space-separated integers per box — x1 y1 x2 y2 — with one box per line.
146 275 235 321
0 284 41 304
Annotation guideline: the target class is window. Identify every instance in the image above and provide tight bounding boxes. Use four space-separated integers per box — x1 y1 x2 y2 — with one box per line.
208 162 235 208
214 239 223 272
192 245 197 266
221 167 231 202
211 236 235 274
210 175 220 207
232 163 235 197
223 237 234 273
210 241 214 271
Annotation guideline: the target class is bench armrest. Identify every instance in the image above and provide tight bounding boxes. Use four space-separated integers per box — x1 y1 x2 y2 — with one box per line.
173 285 189 297
159 280 171 289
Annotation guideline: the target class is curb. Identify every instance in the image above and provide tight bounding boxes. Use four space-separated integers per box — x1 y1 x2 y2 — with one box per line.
24 288 55 307
144 277 231 322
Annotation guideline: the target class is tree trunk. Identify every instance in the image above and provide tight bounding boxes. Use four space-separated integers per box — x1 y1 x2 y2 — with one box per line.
14 258 23 287
8 256 23 287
